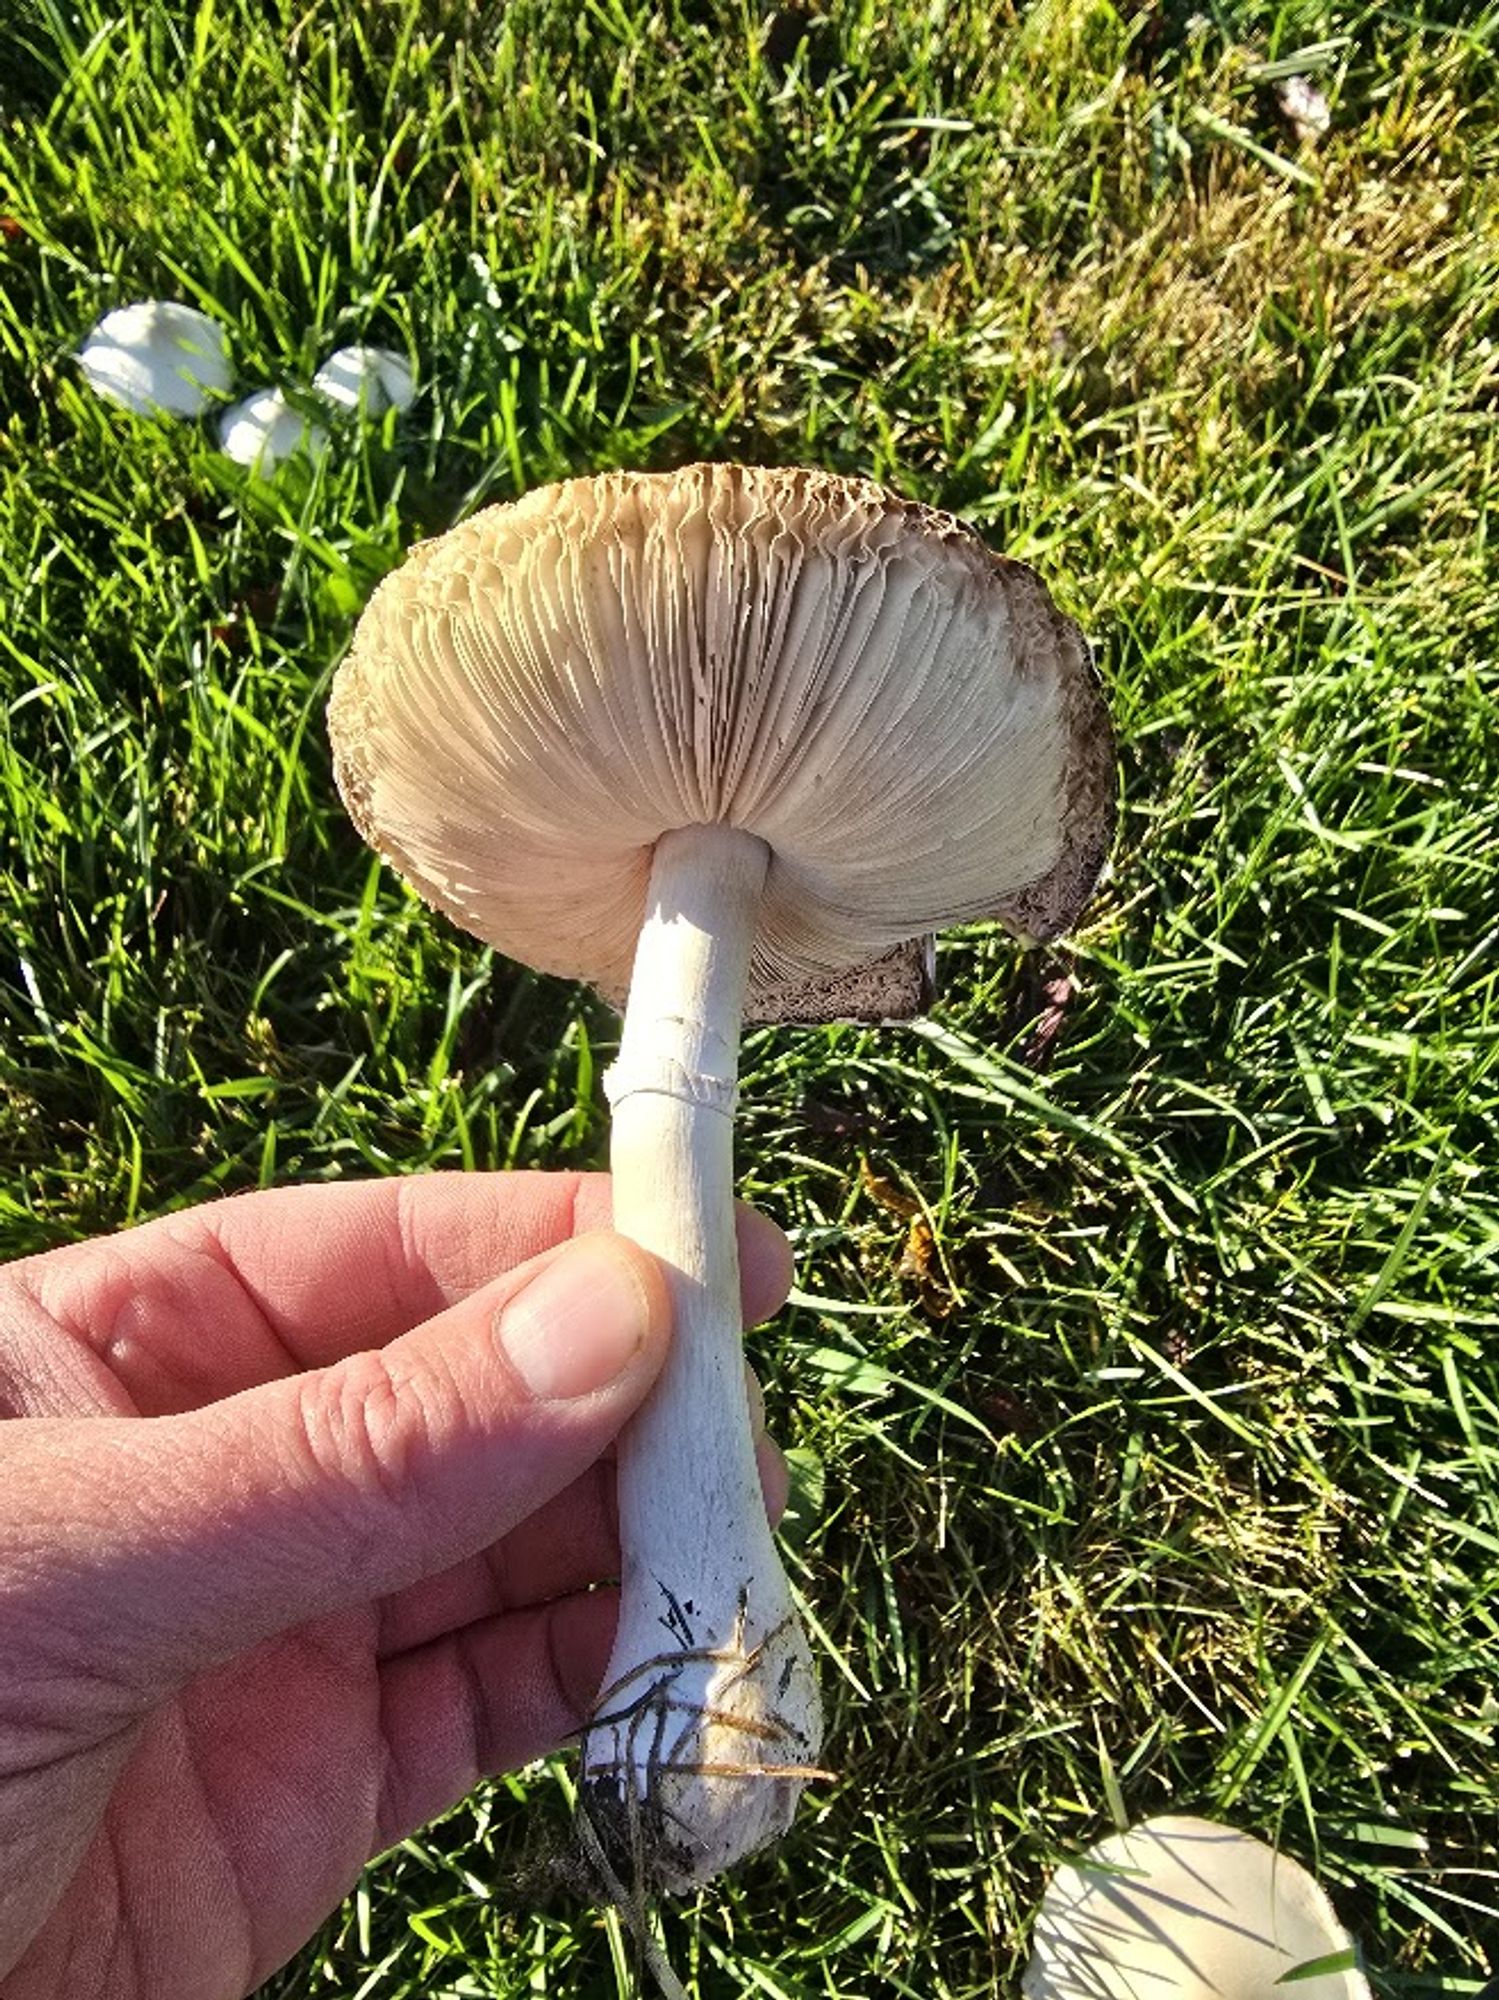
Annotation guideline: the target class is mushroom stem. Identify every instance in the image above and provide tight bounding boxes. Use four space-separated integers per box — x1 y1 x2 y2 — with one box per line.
581 822 823 1892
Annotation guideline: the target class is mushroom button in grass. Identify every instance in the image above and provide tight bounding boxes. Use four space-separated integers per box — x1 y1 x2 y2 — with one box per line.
327 463 1115 1893
78 300 232 418
1025 1816 1372 2000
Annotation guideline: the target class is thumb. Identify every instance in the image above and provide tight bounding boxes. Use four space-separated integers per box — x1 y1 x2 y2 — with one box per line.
6 1233 670 1693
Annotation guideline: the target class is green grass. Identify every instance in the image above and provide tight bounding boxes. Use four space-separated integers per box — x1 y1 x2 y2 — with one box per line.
3 0 1498 1989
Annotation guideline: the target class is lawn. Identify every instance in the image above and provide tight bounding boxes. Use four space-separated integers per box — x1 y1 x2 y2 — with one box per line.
2 0 1497 1991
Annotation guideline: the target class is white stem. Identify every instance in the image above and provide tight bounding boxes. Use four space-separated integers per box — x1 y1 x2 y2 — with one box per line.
581 823 823 1893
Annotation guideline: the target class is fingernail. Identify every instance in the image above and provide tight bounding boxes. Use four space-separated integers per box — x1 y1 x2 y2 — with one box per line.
757 1435 791 1525
744 1360 765 1441
497 1239 652 1400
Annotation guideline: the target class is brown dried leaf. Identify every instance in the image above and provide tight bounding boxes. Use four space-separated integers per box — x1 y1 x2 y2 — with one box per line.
1023 971 1078 1070
898 1216 957 1319
860 1159 921 1220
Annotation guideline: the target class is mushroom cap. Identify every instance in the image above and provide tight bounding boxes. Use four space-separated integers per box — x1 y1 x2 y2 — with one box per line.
328 464 1114 1020
218 388 329 471
78 300 232 418
1024 1815 1371 2000
313 344 416 415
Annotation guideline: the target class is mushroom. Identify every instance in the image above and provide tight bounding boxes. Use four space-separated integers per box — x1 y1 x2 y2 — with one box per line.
313 343 416 416
326 463 1114 1891
218 388 329 472
78 300 232 418
1024 1815 1372 2000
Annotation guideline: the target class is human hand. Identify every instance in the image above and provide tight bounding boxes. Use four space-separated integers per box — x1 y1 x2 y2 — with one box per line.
0 1173 792 1998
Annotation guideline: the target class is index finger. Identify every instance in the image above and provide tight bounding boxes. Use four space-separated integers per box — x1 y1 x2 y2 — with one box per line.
7 1174 794 1409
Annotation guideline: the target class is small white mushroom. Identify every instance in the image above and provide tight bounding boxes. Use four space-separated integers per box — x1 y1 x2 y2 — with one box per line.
1025 1815 1372 2000
78 300 232 418
218 388 328 471
1275 75 1332 146
312 344 416 415
327 463 1114 1891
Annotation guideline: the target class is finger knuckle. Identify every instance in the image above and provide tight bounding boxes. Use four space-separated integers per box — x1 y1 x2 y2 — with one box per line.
295 1349 431 1512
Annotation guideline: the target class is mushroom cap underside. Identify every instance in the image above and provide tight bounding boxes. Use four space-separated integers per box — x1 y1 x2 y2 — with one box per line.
329 463 1115 1019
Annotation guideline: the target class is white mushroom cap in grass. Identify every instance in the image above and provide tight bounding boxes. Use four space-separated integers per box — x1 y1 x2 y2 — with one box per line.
78 300 232 418
313 343 416 415
218 387 329 471
328 463 1114 1896
1025 1816 1372 2000
331 463 1114 1023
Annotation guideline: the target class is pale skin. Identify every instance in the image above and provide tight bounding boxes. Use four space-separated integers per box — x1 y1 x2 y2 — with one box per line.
0 1173 792 1999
